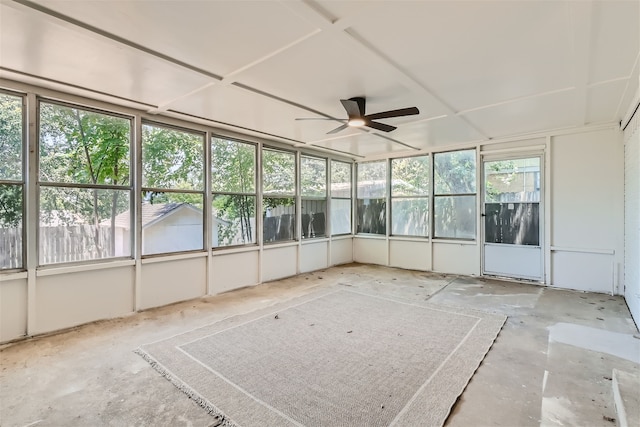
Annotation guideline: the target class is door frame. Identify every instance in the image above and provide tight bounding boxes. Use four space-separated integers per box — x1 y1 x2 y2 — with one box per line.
480 151 545 283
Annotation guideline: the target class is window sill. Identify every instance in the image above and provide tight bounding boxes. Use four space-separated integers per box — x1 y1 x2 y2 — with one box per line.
37 259 136 277
0 271 28 282
141 251 207 265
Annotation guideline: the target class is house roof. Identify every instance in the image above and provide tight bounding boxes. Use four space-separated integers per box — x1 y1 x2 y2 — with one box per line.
109 203 203 229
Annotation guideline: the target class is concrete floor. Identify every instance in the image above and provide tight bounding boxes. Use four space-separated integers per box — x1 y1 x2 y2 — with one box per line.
1 263 639 427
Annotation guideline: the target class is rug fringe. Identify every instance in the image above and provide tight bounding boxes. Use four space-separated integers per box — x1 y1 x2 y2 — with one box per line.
134 348 239 427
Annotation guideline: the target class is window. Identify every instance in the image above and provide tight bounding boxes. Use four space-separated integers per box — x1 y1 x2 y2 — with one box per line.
433 149 476 239
301 155 327 239
38 101 132 264
0 93 24 270
391 155 429 236
330 160 352 235
357 161 387 235
484 157 540 245
141 123 205 255
262 148 296 243
211 137 256 247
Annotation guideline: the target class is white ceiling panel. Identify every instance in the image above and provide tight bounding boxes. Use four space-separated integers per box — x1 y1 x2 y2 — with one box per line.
168 83 336 143
233 31 448 120
589 0 639 84
36 0 318 77
390 116 487 150
311 132 413 158
587 80 628 124
461 91 581 138
341 1 575 112
1 0 638 160
0 4 212 106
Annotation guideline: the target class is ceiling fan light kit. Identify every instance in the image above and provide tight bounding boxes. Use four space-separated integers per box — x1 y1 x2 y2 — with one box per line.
298 97 420 134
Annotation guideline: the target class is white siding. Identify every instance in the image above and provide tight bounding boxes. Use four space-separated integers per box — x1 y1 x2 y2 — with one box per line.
550 128 624 293
624 107 640 325
0 278 27 342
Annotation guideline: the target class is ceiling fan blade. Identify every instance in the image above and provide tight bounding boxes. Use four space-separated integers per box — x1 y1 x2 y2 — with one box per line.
295 118 346 121
366 121 397 132
341 98 365 118
327 123 350 134
364 107 420 121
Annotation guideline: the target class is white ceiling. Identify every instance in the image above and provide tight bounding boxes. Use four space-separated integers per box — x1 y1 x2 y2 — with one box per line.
1 0 638 159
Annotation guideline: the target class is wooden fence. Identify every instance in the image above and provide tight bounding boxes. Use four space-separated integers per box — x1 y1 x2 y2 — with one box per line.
1 226 114 268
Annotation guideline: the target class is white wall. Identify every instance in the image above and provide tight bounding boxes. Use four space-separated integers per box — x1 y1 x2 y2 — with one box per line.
0 277 27 342
432 242 480 276
300 241 329 273
262 245 297 282
143 209 203 255
139 257 206 310
330 237 353 266
211 250 260 294
389 239 431 271
35 266 134 335
624 107 640 326
354 237 387 265
550 128 624 293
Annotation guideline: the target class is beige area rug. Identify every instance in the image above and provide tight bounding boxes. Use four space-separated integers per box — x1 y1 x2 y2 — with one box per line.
136 288 506 427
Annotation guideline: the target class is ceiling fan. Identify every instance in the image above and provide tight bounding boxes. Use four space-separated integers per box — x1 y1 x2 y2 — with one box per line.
298 97 420 134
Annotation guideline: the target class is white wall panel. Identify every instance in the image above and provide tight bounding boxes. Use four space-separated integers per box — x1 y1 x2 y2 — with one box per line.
331 238 353 266
551 251 614 293
624 108 640 325
389 240 430 271
140 258 206 310
262 246 297 282
551 128 624 293
0 278 27 342
354 238 387 266
35 267 134 334
484 244 542 280
300 241 328 273
432 242 480 276
211 250 260 294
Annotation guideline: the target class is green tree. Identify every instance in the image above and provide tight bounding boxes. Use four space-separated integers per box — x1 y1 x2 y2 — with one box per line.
39 102 131 257
211 138 256 245
0 94 23 228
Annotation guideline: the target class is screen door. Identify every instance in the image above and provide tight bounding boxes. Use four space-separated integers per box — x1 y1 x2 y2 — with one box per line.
482 156 542 281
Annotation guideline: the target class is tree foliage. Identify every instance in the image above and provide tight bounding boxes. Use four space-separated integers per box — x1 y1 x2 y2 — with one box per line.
211 138 256 246
0 94 23 228
301 156 326 198
142 124 203 190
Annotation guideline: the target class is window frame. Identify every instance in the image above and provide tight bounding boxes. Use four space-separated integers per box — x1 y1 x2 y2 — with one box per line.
36 98 135 266
390 154 430 238
432 148 477 241
330 159 353 236
210 135 258 249
140 120 207 257
0 90 27 271
356 160 388 236
300 154 328 240
262 146 297 244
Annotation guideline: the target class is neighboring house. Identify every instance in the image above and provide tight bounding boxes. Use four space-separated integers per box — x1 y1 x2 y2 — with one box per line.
110 203 229 256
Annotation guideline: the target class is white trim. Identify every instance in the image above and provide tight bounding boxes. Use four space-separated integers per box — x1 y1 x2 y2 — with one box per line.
432 239 478 246
550 246 615 255
388 235 430 242
36 259 136 276
211 245 260 256
300 237 330 245
262 241 299 250
353 234 387 240
140 251 207 265
479 144 547 155
0 271 28 282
